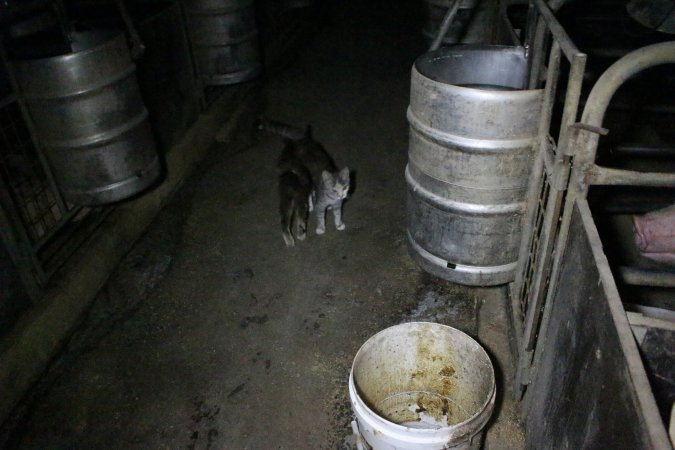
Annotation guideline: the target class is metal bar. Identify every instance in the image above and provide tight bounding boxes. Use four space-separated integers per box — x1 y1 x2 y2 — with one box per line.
612 144 675 159
523 2 537 51
115 0 146 59
557 52 587 156
533 0 580 62
586 165 675 187
513 154 545 300
523 181 566 351
619 266 675 288
519 39 561 358
498 1 522 46
509 282 525 356
541 143 554 176
429 0 462 51
537 40 561 154
600 200 672 215
627 312 675 332
52 0 73 45
0 194 44 300
527 13 547 89
178 0 207 110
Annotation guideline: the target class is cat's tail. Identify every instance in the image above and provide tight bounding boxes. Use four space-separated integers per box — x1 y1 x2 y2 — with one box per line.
255 117 306 141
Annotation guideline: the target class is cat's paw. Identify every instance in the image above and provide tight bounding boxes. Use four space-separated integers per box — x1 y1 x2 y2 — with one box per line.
282 233 295 247
316 226 325 235
336 223 346 231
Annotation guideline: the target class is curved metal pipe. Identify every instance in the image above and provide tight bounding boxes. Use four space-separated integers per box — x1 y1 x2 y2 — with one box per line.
581 41 675 127
429 0 462 51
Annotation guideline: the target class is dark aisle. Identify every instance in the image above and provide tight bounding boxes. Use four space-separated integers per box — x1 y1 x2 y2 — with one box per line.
4 1 523 449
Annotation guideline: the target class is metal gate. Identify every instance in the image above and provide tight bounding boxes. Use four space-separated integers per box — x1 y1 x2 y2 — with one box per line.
511 20 675 443
506 0 587 397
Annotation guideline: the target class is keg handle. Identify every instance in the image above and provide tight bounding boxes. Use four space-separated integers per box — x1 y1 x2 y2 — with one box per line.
429 0 462 51
115 0 145 59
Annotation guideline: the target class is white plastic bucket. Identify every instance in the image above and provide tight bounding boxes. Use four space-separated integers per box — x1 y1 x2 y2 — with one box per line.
349 322 495 450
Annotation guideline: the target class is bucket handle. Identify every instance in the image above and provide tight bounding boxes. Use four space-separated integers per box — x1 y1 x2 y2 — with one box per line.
115 0 145 59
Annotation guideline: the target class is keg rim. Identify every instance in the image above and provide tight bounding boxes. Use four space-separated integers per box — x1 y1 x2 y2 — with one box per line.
414 44 534 91
12 30 124 64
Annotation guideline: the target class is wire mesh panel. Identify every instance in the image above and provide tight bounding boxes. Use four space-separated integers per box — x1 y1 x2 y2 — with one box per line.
0 99 65 245
0 94 110 293
518 168 551 323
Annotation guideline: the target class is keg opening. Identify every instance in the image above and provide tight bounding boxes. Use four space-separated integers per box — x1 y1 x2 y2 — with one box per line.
415 45 530 90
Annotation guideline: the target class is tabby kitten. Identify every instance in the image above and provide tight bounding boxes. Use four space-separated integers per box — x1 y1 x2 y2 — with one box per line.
257 118 351 237
313 166 350 235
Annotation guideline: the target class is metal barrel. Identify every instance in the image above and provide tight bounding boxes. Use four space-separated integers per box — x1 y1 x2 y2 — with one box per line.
12 31 161 206
422 0 478 45
184 0 261 86
406 45 544 286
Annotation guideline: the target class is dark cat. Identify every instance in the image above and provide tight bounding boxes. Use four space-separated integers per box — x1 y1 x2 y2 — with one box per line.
279 165 313 247
257 118 351 238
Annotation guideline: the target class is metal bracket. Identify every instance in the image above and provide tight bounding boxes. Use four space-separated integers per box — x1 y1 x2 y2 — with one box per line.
570 122 609 136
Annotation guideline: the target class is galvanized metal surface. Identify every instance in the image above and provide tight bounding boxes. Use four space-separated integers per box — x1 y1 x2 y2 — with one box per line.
12 31 161 206
183 0 261 86
406 45 543 286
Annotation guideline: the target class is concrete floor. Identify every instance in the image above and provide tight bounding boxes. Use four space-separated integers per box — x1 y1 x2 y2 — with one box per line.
4 1 524 448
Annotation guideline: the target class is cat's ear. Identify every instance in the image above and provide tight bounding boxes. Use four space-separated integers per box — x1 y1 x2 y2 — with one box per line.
321 170 333 184
338 167 350 184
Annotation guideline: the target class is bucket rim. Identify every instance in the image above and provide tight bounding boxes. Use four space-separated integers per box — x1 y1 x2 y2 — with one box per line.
349 321 496 435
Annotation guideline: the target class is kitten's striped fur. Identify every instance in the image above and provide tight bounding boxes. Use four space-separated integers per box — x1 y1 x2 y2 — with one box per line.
257 118 350 244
